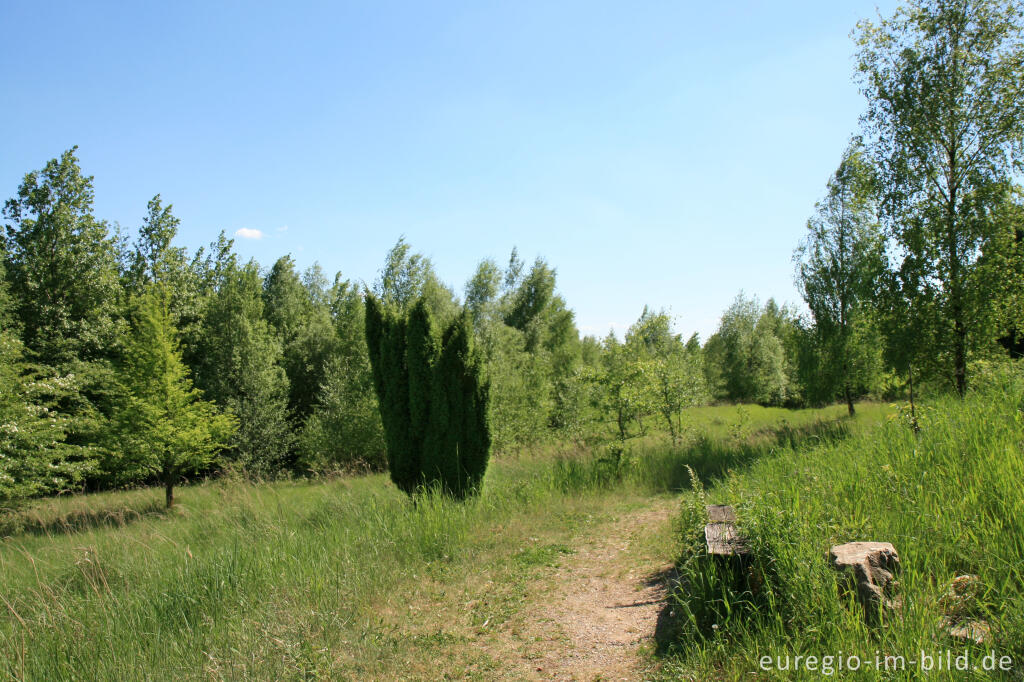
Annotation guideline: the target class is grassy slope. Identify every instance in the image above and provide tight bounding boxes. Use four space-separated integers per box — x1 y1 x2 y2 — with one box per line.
0 403 875 680
660 378 1024 680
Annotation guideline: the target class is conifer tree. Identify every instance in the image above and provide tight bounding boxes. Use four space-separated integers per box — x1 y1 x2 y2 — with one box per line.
112 287 236 507
193 263 291 473
365 295 491 498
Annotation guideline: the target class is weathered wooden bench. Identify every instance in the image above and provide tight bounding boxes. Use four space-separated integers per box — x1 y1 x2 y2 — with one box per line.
704 504 747 556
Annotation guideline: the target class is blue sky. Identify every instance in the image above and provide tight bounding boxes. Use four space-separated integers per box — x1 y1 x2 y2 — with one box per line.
1 0 899 341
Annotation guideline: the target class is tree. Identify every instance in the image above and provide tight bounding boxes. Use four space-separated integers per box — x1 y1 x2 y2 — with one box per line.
704 294 796 406
3 149 127 483
857 0 1024 395
2 148 124 366
125 196 208 363
374 237 458 322
111 287 235 507
0 270 93 503
598 332 652 442
263 256 337 420
365 295 491 498
622 309 707 443
298 276 386 472
193 262 292 473
795 140 887 414
464 258 502 318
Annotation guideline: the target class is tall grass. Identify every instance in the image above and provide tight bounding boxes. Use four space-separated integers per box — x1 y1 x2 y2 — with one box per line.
660 372 1024 680
0 400 890 680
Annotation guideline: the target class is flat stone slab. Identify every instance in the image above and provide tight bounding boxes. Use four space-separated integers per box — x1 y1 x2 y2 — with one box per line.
942 618 992 645
704 505 747 556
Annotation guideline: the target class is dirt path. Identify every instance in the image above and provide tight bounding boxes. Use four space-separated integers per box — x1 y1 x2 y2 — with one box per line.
512 499 679 681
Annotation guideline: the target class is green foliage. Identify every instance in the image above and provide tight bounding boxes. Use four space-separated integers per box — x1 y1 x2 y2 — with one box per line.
2 147 125 366
0 279 93 501
365 295 491 498
463 251 583 453
704 294 797 406
624 308 708 444
374 237 459 322
194 262 292 474
857 0 1024 395
109 287 236 506
263 256 338 420
597 332 654 441
298 278 386 472
795 140 887 412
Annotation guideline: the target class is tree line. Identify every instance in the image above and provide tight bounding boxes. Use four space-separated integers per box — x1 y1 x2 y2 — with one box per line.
1 0 1022 505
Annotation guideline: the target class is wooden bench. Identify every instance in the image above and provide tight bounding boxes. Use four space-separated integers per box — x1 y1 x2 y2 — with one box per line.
704 505 747 556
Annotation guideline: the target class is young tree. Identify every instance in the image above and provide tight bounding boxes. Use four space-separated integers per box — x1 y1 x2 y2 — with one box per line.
857 0 1024 395
704 294 796 406
795 141 887 415
298 275 386 471
598 332 652 442
365 295 491 498
374 237 459 322
624 308 707 444
125 196 208 361
112 288 235 507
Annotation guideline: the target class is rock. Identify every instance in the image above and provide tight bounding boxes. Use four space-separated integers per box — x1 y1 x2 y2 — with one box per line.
939 574 991 644
704 505 747 556
942 617 992 645
939 574 983 620
829 541 901 623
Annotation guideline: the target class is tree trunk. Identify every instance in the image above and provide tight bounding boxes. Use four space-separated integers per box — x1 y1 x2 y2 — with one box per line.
844 382 855 417
954 318 967 397
662 409 677 445
165 478 175 508
908 364 919 434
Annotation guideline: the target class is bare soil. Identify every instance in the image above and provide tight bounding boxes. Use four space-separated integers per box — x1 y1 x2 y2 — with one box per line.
507 499 679 681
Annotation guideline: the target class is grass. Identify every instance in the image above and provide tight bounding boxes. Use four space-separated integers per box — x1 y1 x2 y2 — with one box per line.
0 401 891 680
658 373 1024 680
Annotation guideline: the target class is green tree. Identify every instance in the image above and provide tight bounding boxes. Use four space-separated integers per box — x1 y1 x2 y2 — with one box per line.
0 270 92 503
795 140 887 414
857 0 1024 395
298 276 386 471
365 295 491 498
124 196 207 360
624 309 708 444
598 332 652 442
464 258 502 318
194 263 292 473
374 237 459 322
2 148 124 366
112 288 235 507
263 256 338 420
3 149 127 482
705 294 795 406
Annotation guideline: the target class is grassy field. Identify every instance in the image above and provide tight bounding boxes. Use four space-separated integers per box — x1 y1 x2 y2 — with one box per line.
9 395 1016 680
659 375 1024 680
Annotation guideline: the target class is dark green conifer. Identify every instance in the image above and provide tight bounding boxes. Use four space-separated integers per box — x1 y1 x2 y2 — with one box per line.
364 296 490 498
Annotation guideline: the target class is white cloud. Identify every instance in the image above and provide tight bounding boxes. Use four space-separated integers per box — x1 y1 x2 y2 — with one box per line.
276 225 289 232
234 228 264 240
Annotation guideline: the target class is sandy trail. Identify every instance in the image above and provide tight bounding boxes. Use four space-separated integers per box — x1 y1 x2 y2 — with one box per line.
513 500 678 681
